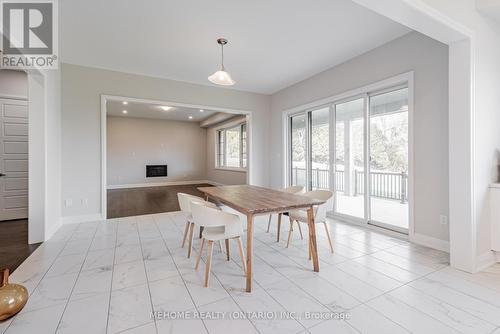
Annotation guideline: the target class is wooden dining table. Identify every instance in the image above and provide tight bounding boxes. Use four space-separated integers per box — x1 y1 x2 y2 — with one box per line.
197 185 325 292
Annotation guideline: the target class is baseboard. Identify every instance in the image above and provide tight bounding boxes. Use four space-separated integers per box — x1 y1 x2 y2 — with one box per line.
107 180 217 190
475 250 497 272
328 213 409 241
44 220 62 241
410 233 450 253
60 213 105 225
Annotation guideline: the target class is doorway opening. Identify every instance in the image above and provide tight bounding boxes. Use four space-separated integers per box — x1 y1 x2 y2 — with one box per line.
0 69 40 272
100 95 252 219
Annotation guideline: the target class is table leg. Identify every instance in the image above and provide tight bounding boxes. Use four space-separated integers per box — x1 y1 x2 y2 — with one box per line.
246 214 254 292
307 206 319 272
200 195 209 239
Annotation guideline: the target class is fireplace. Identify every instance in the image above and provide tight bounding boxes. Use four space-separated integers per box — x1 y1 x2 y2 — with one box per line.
146 165 168 177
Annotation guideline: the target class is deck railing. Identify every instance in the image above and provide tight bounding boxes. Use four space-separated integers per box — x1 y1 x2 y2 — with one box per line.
291 167 407 203
354 170 407 203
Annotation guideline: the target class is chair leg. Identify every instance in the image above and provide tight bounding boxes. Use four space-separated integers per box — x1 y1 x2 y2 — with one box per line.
308 238 312 260
286 220 294 248
225 239 230 261
297 221 304 240
324 222 334 253
236 237 246 274
266 214 272 233
218 240 223 252
181 221 190 248
204 240 214 287
195 238 205 270
187 223 195 258
277 213 282 242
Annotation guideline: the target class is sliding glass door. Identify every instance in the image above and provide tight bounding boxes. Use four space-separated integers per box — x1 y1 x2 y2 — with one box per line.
290 113 307 188
369 88 409 231
289 107 330 190
334 98 365 220
288 85 409 233
311 108 330 190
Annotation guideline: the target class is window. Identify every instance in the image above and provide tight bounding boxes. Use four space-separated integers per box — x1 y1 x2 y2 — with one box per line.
216 123 247 169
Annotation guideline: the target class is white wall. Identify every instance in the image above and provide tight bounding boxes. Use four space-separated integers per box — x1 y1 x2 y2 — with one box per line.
44 69 62 238
206 117 248 185
417 0 500 267
0 70 28 98
271 32 450 242
61 63 270 219
27 68 62 243
107 116 207 186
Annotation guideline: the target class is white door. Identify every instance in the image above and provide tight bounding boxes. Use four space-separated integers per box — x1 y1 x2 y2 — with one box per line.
0 98 28 221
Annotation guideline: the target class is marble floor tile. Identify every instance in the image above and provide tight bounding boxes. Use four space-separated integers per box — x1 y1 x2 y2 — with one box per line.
388 285 496 334
71 265 113 300
45 253 86 277
114 244 143 264
409 277 500 326
23 272 78 312
346 304 409 334
308 319 359 334
156 318 206 334
4 303 66 334
5 212 500 334
317 265 384 302
149 275 196 312
264 280 331 328
366 293 458 333
198 297 258 334
112 260 147 290
56 292 109 334
82 248 115 271
108 283 153 334
119 322 158 334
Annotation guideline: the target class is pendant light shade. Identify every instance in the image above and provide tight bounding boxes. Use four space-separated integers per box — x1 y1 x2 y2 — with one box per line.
208 38 235 86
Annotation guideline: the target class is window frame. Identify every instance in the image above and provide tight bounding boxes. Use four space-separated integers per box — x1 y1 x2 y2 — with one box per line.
215 122 247 172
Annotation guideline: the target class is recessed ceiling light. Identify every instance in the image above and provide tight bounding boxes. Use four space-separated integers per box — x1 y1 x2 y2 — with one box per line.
122 101 128 105
188 116 193 119
160 106 172 111
199 109 204 112
122 110 128 114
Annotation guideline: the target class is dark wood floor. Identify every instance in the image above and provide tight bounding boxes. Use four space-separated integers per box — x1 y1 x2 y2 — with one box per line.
107 183 213 219
0 219 41 272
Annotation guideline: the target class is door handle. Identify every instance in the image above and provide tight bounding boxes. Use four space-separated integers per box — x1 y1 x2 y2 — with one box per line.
0 173 5 177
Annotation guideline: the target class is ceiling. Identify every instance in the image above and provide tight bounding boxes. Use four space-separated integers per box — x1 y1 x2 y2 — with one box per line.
106 100 221 122
60 0 411 94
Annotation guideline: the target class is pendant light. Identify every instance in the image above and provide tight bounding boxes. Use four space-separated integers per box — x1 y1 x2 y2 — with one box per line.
208 38 235 86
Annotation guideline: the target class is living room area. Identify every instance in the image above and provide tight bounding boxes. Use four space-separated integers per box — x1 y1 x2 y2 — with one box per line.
104 98 248 218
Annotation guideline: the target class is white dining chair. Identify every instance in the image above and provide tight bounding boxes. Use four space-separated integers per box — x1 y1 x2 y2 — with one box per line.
191 201 246 288
286 190 335 256
177 192 217 258
266 185 305 242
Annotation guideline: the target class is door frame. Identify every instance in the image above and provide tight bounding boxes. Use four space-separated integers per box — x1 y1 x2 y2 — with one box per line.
282 71 414 238
366 84 413 234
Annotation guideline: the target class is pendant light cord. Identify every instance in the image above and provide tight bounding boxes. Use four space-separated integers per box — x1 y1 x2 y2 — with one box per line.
220 43 225 71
